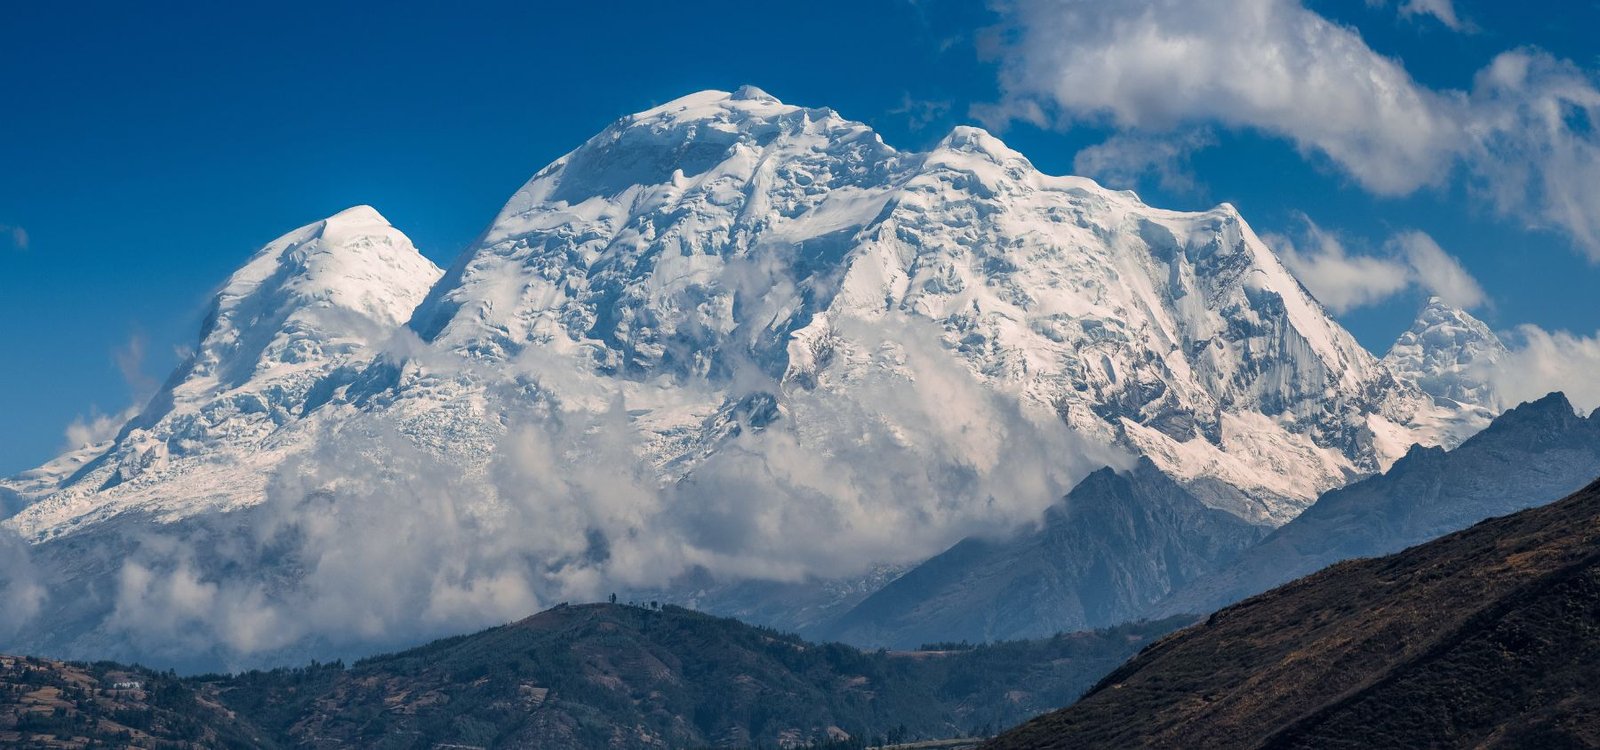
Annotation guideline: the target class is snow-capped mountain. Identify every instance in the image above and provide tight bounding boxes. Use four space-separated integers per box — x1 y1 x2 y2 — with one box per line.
6 89 1478 539
1382 296 1507 434
389 86 1470 522
5 206 442 539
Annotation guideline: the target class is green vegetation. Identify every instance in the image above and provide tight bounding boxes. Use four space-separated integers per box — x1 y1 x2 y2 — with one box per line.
2 603 1185 748
199 603 1186 748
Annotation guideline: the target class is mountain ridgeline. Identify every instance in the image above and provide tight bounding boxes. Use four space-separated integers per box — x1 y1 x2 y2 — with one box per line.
819 392 1600 649
0 604 1188 749
813 460 1268 647
1156 391 1600 618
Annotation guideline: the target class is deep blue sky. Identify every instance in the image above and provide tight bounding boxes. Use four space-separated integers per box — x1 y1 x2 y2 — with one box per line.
3 0 1598 474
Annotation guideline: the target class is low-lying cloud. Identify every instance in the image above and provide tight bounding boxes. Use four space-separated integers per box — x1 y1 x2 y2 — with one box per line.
1487 326 1600 413
84 314 1119 667
0 530 44 640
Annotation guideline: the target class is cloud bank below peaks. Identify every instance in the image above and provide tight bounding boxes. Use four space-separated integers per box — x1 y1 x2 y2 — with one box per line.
91 313 1121 666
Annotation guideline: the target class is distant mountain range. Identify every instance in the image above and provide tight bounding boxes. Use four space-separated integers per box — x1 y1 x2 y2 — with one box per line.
0 604 1186 749
818 391 1600 649
0 88 1526 667
987 476 1600 749
813 459 1267 647
1155 391 1600 618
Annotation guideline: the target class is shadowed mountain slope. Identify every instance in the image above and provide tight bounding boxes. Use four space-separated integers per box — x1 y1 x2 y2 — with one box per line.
1158 392 1600 618
987 476 1600 750
816 460 1267 648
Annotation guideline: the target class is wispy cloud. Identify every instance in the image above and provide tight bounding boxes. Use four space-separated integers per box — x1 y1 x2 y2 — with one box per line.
0 530 44 639
1391 230 1486 309
64 408 135 449
1 224 27 251
889 92 952 132
1270 224 1412 313
113 331 159 399
1073 129 1215 195
1369 0 1471 32
61 331 158 450
1400 0 1467 31
1268 219 1485 313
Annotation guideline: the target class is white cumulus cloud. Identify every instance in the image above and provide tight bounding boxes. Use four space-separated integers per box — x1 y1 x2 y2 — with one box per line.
1487 326 1600 414
986 0 1600 259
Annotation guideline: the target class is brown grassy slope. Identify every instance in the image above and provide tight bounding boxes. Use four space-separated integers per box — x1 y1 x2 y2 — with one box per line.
986 478 1600 750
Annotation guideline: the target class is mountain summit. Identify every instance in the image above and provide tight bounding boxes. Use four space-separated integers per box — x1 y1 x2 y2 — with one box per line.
5 207 442 538
1382 296 1506 424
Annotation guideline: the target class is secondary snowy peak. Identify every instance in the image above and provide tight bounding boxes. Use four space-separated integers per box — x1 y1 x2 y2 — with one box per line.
1383 297 1506 414
6 207 442 538
124 204 444 437
186 205 442 392
821 125 1431 519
